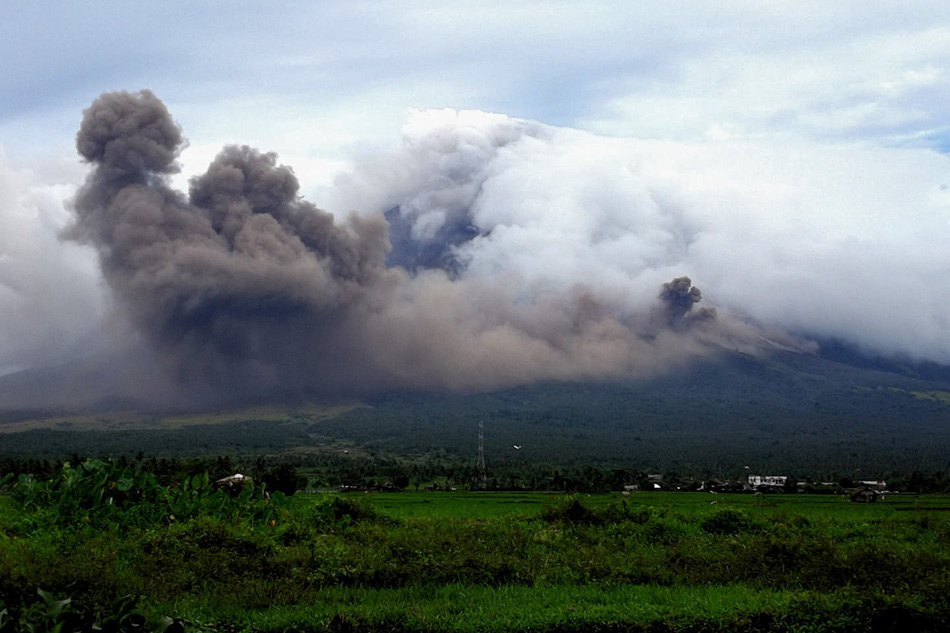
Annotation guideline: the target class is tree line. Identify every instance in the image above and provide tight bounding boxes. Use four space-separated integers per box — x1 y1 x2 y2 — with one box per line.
4 453 950 494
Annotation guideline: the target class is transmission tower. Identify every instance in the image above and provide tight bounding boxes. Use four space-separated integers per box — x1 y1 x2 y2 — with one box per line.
476 420 487 485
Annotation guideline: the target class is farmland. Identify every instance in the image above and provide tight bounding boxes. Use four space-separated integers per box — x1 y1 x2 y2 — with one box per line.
351 488 950 519
2 462 950 632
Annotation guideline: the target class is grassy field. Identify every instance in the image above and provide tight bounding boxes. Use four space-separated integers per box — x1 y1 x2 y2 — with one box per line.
156 584 859 633
3 465 950 632
347 489 939 519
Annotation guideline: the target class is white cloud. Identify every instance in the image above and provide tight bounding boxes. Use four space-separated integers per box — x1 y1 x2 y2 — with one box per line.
0 151 105 374
583 23 950 146
6 1 950 171
330 109 950 363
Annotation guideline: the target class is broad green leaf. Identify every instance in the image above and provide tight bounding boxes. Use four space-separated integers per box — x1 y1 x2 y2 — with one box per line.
37 588 71 618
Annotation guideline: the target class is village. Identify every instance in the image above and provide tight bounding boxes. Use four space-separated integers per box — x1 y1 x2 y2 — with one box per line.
323 472 895 502
620 474 890 502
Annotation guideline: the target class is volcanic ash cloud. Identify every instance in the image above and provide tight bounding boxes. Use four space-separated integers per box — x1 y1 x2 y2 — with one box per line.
65 90 761 402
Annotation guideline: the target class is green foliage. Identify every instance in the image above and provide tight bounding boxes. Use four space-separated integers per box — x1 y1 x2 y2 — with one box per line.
0 588 143 633
541 497 655 526
700 508 766 535
259 463 303 497
309 496 385 527
7 460 286 531
540 497 599 524
2 490 950 631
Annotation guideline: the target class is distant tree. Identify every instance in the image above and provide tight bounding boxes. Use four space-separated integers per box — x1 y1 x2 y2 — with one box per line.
263 463 304 496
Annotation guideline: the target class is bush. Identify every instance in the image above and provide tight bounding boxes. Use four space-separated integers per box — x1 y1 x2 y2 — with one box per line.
0 588 143 633
307 496 389 530
542 498 657 526
7 460 287 531
700 508 764 535
601 500 653 524
541 497 599 524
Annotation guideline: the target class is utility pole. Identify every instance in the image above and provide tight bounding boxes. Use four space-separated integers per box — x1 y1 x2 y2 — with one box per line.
476 420 486 487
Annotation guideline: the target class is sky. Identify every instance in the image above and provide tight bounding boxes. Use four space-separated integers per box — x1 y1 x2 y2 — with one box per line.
1 1 950 392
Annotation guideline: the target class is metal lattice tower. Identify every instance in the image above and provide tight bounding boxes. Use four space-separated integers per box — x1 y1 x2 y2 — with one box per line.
476 420 486 484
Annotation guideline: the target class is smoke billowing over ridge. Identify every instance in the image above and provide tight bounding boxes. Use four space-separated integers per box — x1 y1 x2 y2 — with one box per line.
65 90 764 403
329 107 950 368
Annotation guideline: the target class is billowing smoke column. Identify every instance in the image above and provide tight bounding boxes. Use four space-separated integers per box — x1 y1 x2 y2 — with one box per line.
66 90 750 403
67 90 393 398
659 277 715 327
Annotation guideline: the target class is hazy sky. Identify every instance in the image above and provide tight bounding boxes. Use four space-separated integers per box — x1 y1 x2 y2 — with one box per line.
2 1 950 381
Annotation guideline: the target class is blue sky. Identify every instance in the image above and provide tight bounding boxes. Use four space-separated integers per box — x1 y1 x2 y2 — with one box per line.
4 1 950 177
2 1 950 377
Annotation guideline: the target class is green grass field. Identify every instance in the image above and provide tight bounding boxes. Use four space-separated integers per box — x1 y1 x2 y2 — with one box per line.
344 489 936 520
157 584 843 633
3 468 950 632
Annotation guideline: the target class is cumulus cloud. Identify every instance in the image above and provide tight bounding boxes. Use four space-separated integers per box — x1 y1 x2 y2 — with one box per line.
0 152 104 375
583 23 950 148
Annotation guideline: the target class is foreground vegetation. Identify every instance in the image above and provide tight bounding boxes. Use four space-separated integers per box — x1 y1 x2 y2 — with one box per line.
2 461 950 631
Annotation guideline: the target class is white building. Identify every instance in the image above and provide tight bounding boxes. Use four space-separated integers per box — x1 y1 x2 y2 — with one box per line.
748 475 787 487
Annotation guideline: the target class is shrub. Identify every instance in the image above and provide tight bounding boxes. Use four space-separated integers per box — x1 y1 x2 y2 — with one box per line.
310 496 386 528
7 460 287 531
700 508 764 535
0 588 143 633
541 497 599 524
601 500 653 524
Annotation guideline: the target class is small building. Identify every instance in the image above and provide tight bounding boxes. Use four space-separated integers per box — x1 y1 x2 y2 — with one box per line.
850 487 881 503
748 475 787 488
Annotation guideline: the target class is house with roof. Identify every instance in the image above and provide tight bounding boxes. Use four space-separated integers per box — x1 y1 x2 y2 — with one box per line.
747 475 787 489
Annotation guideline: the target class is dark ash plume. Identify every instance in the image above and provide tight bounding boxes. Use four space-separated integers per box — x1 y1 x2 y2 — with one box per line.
659 276 715 327
75 89 184 179
67 90 391 399
65 90 760 403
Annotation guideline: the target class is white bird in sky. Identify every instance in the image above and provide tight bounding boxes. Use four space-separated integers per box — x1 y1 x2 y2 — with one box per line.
513 445 522 450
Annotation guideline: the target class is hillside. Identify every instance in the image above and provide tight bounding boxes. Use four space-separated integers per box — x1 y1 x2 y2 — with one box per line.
1 346 949 474
317 348 950 474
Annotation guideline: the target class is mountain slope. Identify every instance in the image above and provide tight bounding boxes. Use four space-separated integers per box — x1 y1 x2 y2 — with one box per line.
1 346 949 473
314 348 950 473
